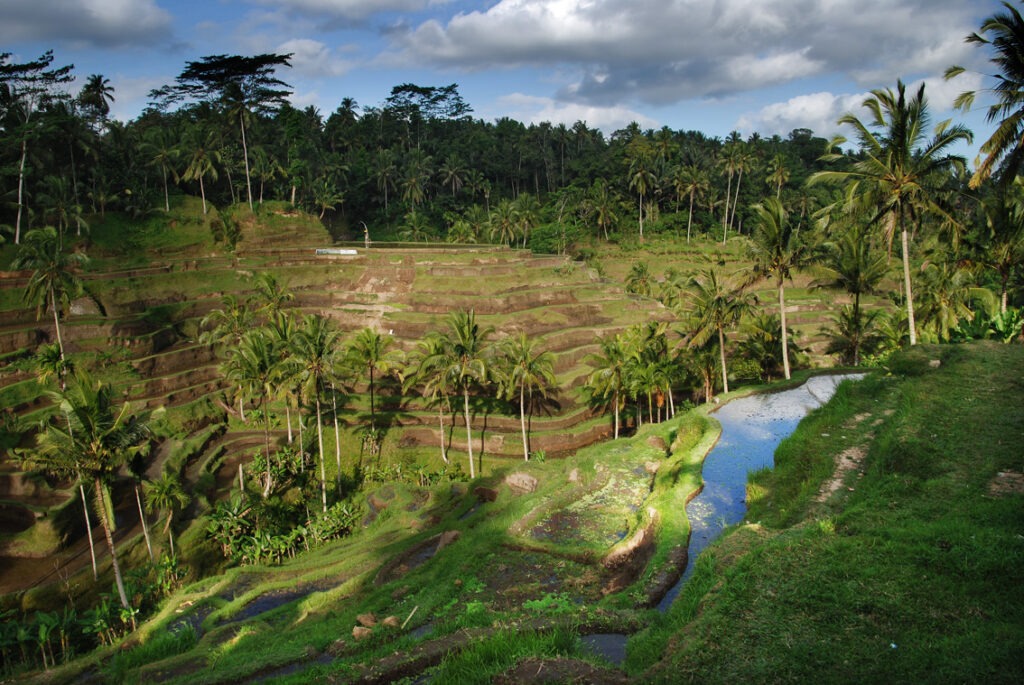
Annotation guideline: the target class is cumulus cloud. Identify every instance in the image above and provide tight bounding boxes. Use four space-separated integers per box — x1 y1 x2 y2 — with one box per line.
492 93 657 134
390 0 984 107
0 0 172 48
276 38 354 78
736 72 986 141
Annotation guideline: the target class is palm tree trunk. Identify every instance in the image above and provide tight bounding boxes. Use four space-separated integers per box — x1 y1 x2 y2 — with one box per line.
438 403 448 463
519 384 529 461
315 397 327 513
729 168 744 231
687 191 695 244
261 402 273 497
332 383 342 473
166 513 175 558
162 166 170 212
721 172 732 244
613 389 620 439
50 285 65 360
463 387 475 479
779 281 791 379
15 137 28 244
638 193 644 241
80 483 97 581
199 173 208 215
285 403 293 443
95 477 129 610
718 326 729 394
135 484 153 562
240 115 253 211
901 225 917 346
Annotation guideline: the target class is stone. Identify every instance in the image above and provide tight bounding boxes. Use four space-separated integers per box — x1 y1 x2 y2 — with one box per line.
356 612 377 628
929 359 941 368
568 468 580 483
644 461 660 474
352 626 373 641
505 472 538 494
646 435 668 452
381 616 401 629
435 530 461 553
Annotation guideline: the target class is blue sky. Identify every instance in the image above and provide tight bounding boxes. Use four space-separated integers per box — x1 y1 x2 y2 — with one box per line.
1 0 1004 160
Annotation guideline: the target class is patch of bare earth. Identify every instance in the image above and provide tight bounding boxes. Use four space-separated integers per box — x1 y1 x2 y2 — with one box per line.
988 471 1024 497
815 413 872 503
493 657 630 684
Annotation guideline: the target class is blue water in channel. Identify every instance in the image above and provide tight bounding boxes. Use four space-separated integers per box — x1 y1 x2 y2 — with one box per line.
655 373 863 612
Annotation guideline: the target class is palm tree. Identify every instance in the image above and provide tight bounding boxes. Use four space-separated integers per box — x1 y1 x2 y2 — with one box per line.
490 199 519 246
628 152 656 240
809 80 972 345
181 126 221 215
674 164 709 243
144 471 189 558
438 154 467 196
374 148 397 212
745 198 811 379
26 371 153 613
312 177 345 219
223 329 280 497
947 1 1024 187
765 153 790 198
142 125 180 213
346 328 398 429
811 223 890 365
78 73 115 122
585 334 629 439
498 332 555 461
915 259 991 342
625 261 654 297
438 310 493 479
289 314 342 511
252 272 294 323
581 179 620 241
975 185 1024 313
13 227 87 361
403 333 454 465
685 268 755 395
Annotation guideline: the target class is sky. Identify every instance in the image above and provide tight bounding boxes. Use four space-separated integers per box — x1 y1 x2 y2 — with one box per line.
0 0 1005 161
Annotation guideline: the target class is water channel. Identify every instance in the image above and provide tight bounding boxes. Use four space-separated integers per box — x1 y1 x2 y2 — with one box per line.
583 373 863 664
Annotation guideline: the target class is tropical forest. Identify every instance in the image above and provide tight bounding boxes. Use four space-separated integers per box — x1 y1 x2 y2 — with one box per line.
0 5 1022 684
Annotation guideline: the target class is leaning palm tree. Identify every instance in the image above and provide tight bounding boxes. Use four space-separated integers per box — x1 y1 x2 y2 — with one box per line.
23 371 153 613
438 310 493 479
685 268 756 395
13 226 87 361
289 314 342 512
745 198 812 379
498 332 556 461
809 80 972 345
144 471 189 558
947 1 1024 188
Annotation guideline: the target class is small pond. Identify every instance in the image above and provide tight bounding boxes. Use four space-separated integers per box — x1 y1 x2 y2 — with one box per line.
657 373 863 611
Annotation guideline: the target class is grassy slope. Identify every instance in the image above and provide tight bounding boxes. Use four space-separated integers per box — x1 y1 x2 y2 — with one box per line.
630 341 1024 683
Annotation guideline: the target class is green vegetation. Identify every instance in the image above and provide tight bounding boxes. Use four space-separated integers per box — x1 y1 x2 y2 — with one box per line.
2 6 1024 681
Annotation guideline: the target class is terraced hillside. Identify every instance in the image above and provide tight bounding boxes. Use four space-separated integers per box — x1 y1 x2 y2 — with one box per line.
0 203 683 594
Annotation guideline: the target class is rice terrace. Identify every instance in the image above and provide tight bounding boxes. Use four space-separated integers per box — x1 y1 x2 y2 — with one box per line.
1 3 1023 683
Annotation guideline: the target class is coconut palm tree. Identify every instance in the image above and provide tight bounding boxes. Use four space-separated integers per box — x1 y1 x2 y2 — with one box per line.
745 198 812 379
809 80 972 345
181 126 221 214
346 327 399 429
403 333 454 465
765 153 790 198
498 332 555 461
627 151 656 240
438 310 493 479
26 371 153 613
13 227 87 361
223 329 280 497
142 125 180 213
144 471 189 558
947 1 1024 187
288 314 343 512
685 268 755 395
585 334 629 439
674 164 709 243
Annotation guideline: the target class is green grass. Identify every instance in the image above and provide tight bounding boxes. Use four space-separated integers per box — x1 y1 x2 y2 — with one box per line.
628 341 1024 683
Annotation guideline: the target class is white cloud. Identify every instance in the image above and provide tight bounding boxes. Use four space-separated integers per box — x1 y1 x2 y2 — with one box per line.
389 0 986 107
276 38 353 78
0 0 172 48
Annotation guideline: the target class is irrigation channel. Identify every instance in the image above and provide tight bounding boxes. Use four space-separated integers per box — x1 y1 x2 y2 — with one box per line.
582 373 864 664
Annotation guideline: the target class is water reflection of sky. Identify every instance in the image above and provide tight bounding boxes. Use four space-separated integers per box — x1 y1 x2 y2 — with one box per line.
657 374 863 612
